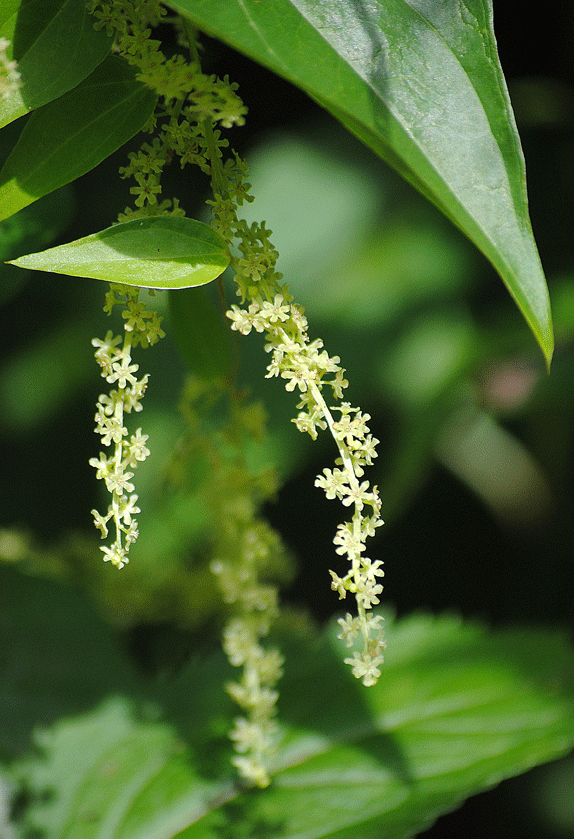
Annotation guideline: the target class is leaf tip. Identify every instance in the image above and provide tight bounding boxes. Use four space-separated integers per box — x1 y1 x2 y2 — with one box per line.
537 319 554 374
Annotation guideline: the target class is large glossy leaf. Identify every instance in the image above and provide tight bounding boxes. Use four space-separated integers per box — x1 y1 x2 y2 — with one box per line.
10 598 574 839
10 216 230 289
0 55 157 222
0 0 112 129
168 0 553 366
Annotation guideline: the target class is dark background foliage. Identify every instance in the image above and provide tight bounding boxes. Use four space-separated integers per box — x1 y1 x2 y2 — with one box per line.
1 3 573 836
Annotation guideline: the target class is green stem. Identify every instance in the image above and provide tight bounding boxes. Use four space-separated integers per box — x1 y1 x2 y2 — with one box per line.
202 116 231 200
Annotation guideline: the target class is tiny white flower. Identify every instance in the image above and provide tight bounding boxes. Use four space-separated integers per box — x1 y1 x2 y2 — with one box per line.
91 509 110 538
329 570 348 599
344 651 384 687
118 493 140 526
89 452 111 479
337 613 361 647
341 480 372 511
104 469 135 495
259 294 290 323
106 358 139 388
101 541 128 569
125 429 150 465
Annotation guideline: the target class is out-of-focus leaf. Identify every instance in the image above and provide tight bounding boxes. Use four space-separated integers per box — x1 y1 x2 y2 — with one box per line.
0 319 92 430
9 216 229 289
0 0 112 129
380 312 477 408
170 0 553 366
169 285 234 381
435 408 552 525
0 568 144 755
0 56 157 222
13 698 224 839
11 603 574 839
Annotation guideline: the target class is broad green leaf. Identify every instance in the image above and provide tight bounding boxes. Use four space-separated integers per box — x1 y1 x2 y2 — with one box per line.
0 0 112 129
0 55 157 222
169 0 554 366
13 699 224 839
169 285 234 381
10 216 230 289
10 603 574 838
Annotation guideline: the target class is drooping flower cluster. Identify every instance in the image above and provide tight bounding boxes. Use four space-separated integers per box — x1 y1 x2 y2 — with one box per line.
211 468 285 788
87 0 281 787
211 171 387 685
177 378 288 788
90 285 164 568
0 38 21 101
85 0 387 791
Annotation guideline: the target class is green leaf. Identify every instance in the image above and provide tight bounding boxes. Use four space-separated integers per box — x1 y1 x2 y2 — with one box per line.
14 698 223 839
258 614 574 839
11 606 574 838
169 0 553 366
9 216 230 289
0 0 112 129
169 285 235 381
0 55 157 222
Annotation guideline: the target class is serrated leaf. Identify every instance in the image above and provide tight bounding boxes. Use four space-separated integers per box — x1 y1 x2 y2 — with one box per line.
169 0 553 366
10 216 230 289
11 607 574 839
14 699 225 839
254 614 574 839
0 55 157 222
0 0 112 129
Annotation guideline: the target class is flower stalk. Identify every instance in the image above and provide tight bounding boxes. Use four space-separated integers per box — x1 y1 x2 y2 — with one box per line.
90 286 164 568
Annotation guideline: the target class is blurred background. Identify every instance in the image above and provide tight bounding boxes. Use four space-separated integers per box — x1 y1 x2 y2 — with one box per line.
1 3 574 836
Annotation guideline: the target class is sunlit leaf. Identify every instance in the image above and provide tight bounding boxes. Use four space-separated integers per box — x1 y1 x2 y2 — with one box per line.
10 216 230 289
10 597 574 839
169 0 553 366
0 55 156 222
13 699 221 839
0 0 112 129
